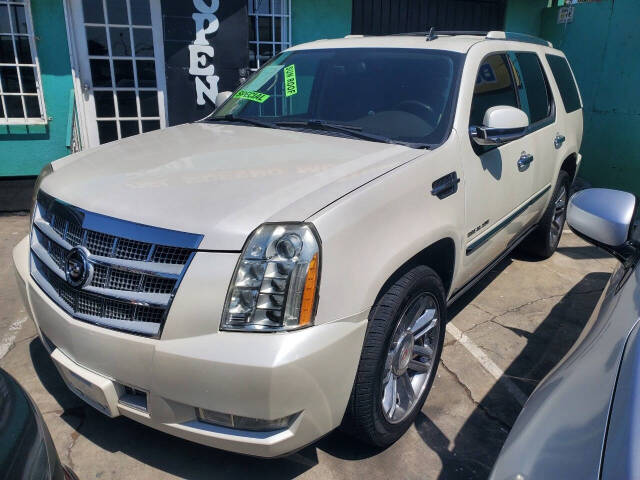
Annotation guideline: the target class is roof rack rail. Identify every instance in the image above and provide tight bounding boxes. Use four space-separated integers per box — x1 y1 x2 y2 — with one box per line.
486 31 553 47
390 30 488 38
386 29 553 47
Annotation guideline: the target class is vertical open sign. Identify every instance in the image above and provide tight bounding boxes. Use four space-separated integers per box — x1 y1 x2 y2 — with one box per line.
188 0 220 105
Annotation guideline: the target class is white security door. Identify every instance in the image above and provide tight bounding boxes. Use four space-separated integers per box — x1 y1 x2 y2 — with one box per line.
67 0 167 147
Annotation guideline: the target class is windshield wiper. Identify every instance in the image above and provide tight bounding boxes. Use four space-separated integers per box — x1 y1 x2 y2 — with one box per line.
210 116 431 149
209 114 276 129
277 120 363 131
275 119 397 144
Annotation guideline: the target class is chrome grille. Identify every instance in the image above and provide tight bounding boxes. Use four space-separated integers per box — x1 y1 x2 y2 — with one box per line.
152 246 192 265
115 238 152 261
108 269 141 291
34 258 165 325
91 265 109 288
42 239 177 295
39 195 192 264
52 214 66 236
30 192 202 337
85 231 116 256
142 276 177 294
66 222 83 246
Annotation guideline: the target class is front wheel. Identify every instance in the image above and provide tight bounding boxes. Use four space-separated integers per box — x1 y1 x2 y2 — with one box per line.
521 170 570 259
342 266 446 447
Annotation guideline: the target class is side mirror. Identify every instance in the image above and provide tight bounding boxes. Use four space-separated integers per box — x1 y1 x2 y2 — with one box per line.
470 106 529 146
567 188 638 264
215 91 232 107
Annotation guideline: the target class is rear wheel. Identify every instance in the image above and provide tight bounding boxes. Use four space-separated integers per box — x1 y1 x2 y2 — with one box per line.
521 170 570 259
342 266 446 447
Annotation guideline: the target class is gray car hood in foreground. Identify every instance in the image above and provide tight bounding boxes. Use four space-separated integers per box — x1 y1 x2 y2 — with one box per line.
600 268 640 479
44 122 422 250
490 264 640 480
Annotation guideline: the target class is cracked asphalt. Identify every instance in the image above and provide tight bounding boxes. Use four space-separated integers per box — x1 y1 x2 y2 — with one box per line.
0 214 616 479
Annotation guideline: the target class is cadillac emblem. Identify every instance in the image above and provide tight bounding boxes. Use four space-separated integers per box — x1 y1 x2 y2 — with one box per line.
65 246 93 288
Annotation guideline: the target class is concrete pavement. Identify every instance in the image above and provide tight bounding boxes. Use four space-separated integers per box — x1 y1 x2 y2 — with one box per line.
0 214 615 479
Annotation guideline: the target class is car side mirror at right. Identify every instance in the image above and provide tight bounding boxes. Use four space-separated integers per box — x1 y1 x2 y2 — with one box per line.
470 105 529 146
567 188 639 265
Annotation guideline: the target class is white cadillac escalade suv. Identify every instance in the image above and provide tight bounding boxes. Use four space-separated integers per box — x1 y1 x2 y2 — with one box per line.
13 31 583 457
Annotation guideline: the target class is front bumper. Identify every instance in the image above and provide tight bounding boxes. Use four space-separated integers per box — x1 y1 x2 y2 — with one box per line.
13 236 367 457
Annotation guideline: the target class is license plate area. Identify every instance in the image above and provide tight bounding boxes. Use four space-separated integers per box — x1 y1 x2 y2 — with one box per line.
51 348 120 417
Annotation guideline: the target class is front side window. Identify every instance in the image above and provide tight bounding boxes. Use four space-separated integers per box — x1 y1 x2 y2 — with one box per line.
469 53 519 127
0 0 46 124
212 48 463 147
546 54 581 113
511 51 553 125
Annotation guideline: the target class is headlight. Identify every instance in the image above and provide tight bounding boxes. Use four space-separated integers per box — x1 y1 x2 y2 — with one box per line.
221 223 321 332
30 163 53 225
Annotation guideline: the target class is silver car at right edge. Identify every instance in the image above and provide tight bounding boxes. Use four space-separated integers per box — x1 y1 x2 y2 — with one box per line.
490 187 640 480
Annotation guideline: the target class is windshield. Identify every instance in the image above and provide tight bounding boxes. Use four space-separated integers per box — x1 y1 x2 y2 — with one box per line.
211 48 463 147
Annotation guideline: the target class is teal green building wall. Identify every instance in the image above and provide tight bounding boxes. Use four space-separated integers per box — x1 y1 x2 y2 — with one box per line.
540 0 640 196
504 0 547 36
506 0 640 196
0 0 73 177
291 0 352 45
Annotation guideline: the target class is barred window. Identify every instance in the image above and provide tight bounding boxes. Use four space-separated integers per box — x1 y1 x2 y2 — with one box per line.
0 0 46 124
248 0 290 70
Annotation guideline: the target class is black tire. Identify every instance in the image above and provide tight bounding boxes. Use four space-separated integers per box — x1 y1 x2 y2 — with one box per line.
341 265 446 447
520 170 570 259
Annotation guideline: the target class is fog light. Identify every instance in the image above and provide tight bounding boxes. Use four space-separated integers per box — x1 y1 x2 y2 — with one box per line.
197 408 298 432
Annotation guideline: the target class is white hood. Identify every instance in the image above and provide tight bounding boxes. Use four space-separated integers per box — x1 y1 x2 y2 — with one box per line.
43 122 423 250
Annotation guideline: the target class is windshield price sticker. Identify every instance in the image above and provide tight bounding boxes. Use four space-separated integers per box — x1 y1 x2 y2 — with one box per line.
284 64 298 97
234 90 270 103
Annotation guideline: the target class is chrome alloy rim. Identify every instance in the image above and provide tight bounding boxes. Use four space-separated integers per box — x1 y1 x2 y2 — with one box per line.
381 292 440 424
550 187 567 246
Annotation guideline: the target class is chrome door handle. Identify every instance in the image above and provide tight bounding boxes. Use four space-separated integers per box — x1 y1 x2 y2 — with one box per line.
554 134 566 149
518 152 534 170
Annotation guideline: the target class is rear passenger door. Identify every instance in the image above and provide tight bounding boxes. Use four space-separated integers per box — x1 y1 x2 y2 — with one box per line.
509 51 557 218
545 53 584 176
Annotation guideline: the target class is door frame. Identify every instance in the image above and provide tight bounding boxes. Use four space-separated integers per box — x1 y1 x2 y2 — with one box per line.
62 0 169 149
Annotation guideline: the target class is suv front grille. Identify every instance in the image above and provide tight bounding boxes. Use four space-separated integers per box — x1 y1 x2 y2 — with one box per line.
30 192 203 337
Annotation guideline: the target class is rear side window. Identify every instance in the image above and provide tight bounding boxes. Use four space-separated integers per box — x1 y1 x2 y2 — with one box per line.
546 55 581 113
512 52 553 124
470 54 519 126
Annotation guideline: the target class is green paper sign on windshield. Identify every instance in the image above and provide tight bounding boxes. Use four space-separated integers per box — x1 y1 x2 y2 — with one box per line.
234 90 270 103
284 64 298 97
